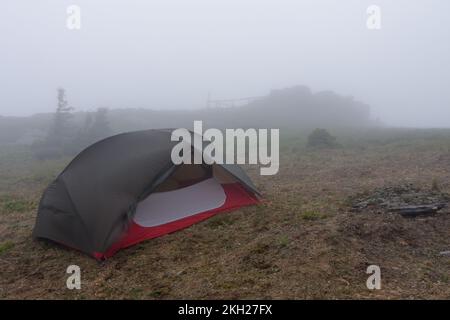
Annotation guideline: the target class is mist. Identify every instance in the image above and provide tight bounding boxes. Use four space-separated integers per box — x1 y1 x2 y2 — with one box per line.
1 0 450 127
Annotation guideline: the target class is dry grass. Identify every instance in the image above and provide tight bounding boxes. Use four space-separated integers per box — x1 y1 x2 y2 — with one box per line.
0 129 449 299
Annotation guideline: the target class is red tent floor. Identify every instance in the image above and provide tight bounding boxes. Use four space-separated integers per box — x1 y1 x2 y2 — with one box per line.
94 182 259 259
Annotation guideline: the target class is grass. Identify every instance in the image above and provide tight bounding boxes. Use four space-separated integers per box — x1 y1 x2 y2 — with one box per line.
300 211 326 221
1 198 36 213
0 241 14 255
277 235 291 248
0 128 449 299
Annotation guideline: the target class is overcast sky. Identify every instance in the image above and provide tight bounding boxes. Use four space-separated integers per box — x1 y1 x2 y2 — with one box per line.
1 0 449 127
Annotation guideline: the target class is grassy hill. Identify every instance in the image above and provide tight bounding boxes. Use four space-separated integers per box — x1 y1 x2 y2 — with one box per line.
0 86 376 146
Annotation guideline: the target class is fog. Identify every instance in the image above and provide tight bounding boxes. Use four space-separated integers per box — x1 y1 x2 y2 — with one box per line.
1 0 449 127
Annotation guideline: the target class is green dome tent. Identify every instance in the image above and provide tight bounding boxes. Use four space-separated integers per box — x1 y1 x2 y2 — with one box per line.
33 129 260 259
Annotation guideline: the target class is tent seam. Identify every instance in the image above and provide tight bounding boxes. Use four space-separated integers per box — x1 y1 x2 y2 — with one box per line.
59 177 96 253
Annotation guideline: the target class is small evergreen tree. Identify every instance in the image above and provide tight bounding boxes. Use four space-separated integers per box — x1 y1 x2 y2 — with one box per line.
48 88 74 143
72 108 112 152
88 108 111 142
33 87 75 159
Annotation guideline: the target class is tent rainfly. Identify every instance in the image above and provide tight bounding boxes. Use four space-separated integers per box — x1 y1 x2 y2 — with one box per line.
32 129 261 259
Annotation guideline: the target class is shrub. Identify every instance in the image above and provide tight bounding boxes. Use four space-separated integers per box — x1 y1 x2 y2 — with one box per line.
307 128 340 148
